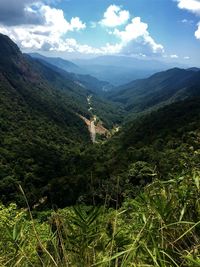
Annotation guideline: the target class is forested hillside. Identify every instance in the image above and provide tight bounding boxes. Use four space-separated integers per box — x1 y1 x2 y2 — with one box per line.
56 97 200 206
0 34 200 266
1 96 200 266
0 33 122 205
1 33 200 207
29 53 114 95
108 68 200 119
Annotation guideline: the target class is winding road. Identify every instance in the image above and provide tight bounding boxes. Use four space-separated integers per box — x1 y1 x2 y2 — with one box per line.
90 120 96 143
87 95 96 143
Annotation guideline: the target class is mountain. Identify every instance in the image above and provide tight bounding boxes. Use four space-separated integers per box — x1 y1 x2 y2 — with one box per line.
74 55 170 69
110 96 200 189
28 57 123 126
107 67 200 117
1 33 199 210
0 34 122 205
72 55 183 86
29 52 82 73
53 96 200 207
29 53 114 94
99 96 200 183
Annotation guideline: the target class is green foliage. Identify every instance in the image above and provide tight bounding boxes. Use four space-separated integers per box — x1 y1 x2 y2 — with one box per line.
2 33 200 209
0 33 123 206
0 172 199 266
1 34 200 266
108 68 200 119
66 98 200 206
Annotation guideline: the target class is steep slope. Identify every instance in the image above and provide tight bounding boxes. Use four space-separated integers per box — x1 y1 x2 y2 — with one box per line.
0 33 124 205
0 35 93 123
108 68 200 117
1 34 199 209
29 57 124 127
29 53 114 94
29 52 82 73
0 33 95 204
71 97 200 206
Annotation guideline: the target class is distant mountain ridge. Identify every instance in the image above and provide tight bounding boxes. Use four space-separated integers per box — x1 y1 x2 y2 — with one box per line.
29 52 82 73
74 55 170 69
107 67 200 117
72 55 186 86
29 53 114 94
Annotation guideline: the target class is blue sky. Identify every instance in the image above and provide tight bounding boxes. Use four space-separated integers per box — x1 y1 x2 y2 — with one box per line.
0 0 200 65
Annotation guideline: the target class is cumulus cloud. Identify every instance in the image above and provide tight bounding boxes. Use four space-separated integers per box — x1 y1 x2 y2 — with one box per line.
176 0 200 40
0 1 121 55
0 2 86 51
0 0 44 26
0 2 164 57
112 17 164 56
113 17 147 42
100 5 130 27
177 0 200 15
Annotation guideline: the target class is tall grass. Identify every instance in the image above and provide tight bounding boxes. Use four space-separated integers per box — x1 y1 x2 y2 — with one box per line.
0 172 199 266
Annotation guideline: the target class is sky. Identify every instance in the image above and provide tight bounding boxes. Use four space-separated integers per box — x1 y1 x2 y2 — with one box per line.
0 0 200 65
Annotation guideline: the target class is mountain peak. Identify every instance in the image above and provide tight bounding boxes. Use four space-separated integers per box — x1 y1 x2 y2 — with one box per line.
0 33 21 58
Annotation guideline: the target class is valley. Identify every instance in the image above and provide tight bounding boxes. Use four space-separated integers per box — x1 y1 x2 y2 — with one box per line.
0 33 200 266
86 94 110 142
87 94 96 143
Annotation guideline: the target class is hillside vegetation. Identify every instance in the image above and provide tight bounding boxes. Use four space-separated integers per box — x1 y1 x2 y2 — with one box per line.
108 68 200 120
0 33 122 205
0 34 200 266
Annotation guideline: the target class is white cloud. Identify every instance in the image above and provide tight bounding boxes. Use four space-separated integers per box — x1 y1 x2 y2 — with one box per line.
48 38 121 54
177 0 200 15
195 22 200 39
0 2 164 57
100 5 130 27
181 18 194 24
184 56 190 59
101 43 122 54
143 34 164 54
176 0 200 40
59 39 122 54
55 38 100 54
112 17 164 55
170 54 178 58
113 17 148 42
38 4 85 33
0 0 42 26
0 17 121 55
0 3 86 51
